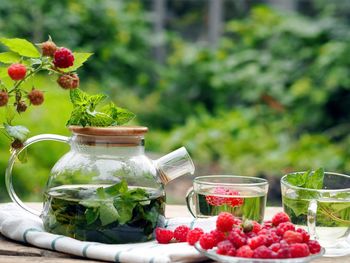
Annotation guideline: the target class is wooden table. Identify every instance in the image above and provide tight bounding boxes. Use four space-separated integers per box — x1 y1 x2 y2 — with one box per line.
0 203 348 263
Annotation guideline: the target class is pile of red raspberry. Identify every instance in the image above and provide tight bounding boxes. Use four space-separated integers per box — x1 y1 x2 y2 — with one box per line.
205 187 244 207
155 212 321 259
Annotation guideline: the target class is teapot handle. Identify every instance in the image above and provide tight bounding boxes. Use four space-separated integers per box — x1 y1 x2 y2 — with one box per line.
5 134 70 216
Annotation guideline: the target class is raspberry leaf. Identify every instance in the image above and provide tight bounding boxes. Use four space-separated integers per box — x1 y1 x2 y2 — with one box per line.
0 52 21 64
61 52 93 72
0 38 40 58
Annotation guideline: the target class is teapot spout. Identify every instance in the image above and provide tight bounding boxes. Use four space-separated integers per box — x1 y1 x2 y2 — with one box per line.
154 147 195 185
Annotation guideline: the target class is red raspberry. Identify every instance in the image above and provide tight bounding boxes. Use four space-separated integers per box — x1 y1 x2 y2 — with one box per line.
216 212 235 232
199 233 216 250
206 187 244 207
283 230 303 244
307 240 321 254
246 231 256 239
0 90 9 106
257 229 269 235
40 40 57 57
289 243 310 258
210 229 226 245
253 245 276 259
217 240 236 256
236 245 254 258
262 220 273 230
247 235 267 249
173 225 190 242
155 227 173 244
228 228 247 248
16 100 27 113
252 221 262 233
186 228 204 246
28 89 44 106
57 73 79 89
265 229 281 246
277 247 291 258
53 47 74 68
272 212 291 226
8 63 26 80
296 228 310 243
269 243 281 252
276 222 295 236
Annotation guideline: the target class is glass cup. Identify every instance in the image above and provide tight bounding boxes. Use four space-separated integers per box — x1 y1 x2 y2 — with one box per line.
186 175 269 222
281 172 350 257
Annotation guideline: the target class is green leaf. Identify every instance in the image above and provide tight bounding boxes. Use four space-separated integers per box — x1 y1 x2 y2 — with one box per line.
0 52 21 64
4 124 29 141
85 208 99 225
99 203 119 226
283 196 309 217
96 187 106 199
104 179 128 196
114 199 136 224
61 52 93 72
5 106 16 124
0 38 40 58
286 170 309 187
101 103 135 125
0 67 8 78
70 88 88 105
304 168 324 190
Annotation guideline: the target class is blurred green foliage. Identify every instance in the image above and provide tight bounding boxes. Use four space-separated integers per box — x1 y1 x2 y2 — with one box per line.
1 1 350 203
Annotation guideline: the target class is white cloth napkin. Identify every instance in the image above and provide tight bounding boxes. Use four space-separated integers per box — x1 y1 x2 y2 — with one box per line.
0 203 216 263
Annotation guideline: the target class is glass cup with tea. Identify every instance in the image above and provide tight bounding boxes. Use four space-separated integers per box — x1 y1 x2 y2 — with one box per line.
186 175 268 222
281 171 350 257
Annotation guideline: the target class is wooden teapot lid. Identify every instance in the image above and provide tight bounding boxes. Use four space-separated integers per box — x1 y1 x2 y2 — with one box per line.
68 126 148 146
68 126 148 136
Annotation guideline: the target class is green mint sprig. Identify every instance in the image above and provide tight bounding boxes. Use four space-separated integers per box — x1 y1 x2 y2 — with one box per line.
79 179 149 226
66 88 135 127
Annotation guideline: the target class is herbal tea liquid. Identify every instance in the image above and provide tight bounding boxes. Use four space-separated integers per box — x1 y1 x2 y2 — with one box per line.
194 188 266 222
42 185 165 244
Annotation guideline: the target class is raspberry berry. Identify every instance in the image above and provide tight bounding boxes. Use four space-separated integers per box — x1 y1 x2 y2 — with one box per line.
155 227 173 244
247 235 267 249
199 233 216 250
173 225 190 242
216 212 235 232
283 230 303 244
8 63 26 80
228 228 247 248
307 240 321 254
0 90 9 106
276 222 295 236
57 73 80 89
217 240 236 256
206 187 243 207
253 245 276 259
16 100 27 113
186 228 204 246
296 228 310 243
28 89 44 106
269 243 281 252
40 40 57 57
272 212 290 226
289 243 310 258
236 245 254 258
210 229 226 245
53 47 74 68
252 221 262 233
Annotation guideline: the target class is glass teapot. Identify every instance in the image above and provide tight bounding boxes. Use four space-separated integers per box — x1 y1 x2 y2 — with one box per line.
5 126 195 244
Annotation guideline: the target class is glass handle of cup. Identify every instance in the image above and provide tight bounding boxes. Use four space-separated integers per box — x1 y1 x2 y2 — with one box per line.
307 199 318 240
185 188 196 217
5 134 70 216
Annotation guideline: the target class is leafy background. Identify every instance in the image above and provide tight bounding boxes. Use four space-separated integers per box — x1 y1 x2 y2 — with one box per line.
1 0 350 204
